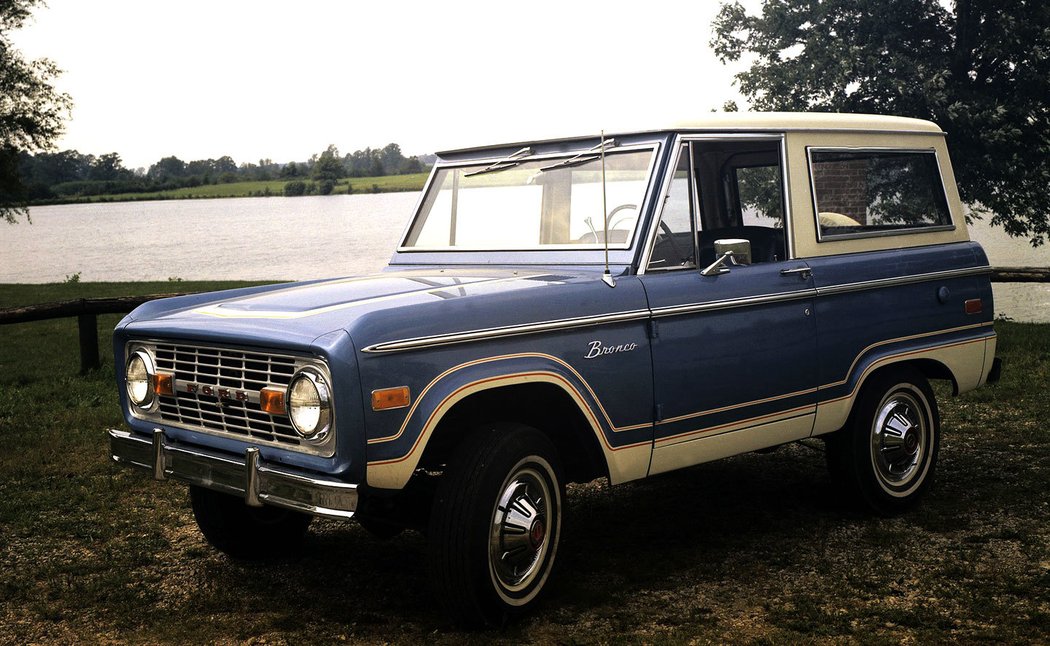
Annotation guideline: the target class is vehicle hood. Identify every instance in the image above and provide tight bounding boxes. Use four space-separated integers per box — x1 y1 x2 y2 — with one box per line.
119 268 645 351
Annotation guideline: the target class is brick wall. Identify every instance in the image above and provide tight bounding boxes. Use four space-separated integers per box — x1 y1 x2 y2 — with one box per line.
811 159 869 224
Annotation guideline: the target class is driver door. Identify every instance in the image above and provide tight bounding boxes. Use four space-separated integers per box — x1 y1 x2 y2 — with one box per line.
638 138 818 475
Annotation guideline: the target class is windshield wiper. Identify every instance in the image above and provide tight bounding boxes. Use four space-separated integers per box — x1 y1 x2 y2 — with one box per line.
539 138 618 172
463 147 533 177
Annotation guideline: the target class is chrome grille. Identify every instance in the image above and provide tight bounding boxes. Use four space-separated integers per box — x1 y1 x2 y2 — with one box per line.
153 342 303 447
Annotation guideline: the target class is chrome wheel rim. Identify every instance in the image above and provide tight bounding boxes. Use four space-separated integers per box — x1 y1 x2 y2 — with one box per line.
870 388 928 491
489 464 552 594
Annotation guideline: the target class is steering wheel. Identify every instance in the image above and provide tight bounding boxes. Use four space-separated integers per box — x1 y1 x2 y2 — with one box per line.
658 220 691 265
606 203 639 230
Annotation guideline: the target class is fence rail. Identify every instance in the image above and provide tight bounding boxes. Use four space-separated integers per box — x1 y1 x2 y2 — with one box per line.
2 267 1049 374
989 266 1050 282
0 293 189 374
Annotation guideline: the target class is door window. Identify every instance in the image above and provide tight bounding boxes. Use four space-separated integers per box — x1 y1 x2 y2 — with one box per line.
647 138 789 270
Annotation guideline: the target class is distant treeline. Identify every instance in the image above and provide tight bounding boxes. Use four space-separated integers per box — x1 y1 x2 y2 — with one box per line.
18 143 431 200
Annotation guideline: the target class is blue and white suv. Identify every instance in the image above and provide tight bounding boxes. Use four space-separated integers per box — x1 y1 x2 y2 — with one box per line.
110 113 1001 625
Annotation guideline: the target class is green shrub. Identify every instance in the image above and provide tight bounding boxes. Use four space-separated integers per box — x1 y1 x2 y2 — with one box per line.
283 180 306 197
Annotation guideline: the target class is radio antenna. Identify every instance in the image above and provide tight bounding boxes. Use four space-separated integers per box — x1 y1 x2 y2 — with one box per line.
600 129 615 288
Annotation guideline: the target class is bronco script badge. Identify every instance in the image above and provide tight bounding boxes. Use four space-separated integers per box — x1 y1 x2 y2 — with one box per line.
584 340 639 359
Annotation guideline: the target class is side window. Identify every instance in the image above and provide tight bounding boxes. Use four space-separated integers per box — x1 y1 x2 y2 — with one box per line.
647 144 697 270
693 139 788 265
809 149 952 239
734 165 784 226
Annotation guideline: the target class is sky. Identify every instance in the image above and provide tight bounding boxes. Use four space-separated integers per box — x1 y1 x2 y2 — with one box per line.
10 0 755 170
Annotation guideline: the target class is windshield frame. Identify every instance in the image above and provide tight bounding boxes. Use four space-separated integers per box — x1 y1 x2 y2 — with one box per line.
395 140 663 258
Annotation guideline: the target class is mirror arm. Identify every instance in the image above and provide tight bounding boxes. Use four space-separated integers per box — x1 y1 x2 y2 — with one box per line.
700 251 735 277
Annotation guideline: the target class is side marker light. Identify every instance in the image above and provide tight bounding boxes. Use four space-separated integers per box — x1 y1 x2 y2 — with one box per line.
372 386 411 411
964 298 983 315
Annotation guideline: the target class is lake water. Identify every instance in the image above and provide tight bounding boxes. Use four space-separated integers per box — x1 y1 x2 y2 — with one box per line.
2 195 1048 321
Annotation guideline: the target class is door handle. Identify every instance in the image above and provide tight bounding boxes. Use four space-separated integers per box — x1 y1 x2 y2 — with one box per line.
780 267 812 279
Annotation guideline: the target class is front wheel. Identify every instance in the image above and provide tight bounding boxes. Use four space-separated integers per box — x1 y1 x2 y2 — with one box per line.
826 368 940 516
427 424 563 626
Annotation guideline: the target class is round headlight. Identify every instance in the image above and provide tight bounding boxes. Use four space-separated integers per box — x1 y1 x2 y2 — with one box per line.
126 350 156 408
288 369 331 438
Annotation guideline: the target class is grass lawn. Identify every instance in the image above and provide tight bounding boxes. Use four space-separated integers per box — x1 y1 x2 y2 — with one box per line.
38 173 429 204
0 282 1047 643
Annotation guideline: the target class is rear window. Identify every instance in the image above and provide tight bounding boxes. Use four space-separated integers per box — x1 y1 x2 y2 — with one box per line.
809 149 952 240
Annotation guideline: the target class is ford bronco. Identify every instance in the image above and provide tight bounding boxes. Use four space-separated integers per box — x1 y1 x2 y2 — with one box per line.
109 113 1001 624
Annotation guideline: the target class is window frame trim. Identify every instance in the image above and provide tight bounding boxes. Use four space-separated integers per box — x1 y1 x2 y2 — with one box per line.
643 140 699 273
398 143 661 252
806 146 957 243
638 133 792 275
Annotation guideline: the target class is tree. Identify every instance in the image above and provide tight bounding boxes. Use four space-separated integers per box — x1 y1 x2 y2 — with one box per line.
345 147 383 177
147 156 187 183
712 0 1050 245
1 0 73 223
379 143 405 175
88 152 129 182
399 155 424 174
280 161 300 178
312 144 343 182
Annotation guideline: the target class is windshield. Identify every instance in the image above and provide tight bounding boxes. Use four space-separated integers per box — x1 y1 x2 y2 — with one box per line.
402 148 654 250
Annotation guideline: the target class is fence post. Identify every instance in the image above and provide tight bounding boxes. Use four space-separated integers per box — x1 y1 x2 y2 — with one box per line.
78 313 100 374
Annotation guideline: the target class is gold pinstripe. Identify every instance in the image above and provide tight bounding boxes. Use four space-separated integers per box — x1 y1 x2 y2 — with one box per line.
366 351 650 447
655 405 815 446
657 386 819 426
823 321 992 389
367 322 992 451
364 325 992 487
653 334 991 447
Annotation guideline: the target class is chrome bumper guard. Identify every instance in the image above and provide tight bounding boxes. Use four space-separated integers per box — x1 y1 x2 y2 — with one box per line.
109 428 358 519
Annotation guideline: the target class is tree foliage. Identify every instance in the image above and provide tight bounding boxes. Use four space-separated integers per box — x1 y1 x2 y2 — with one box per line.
16 142 430 201
712 0 1050 244
311 144 342 182
1 0 73 223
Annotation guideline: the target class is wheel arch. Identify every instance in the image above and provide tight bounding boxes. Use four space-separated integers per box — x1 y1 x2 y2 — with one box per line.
813 342 976 438
418 381 610 484
860 357 957 395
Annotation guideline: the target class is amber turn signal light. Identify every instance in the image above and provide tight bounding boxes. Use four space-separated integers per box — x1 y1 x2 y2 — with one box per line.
154 372 175 396
260 387 287 415
372 386 411 411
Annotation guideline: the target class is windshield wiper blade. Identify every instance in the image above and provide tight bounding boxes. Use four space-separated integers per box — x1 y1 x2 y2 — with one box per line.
463 146 533 177
539 138 618 172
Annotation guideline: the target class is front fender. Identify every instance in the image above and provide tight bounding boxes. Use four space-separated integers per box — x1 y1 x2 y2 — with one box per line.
363 352 653 489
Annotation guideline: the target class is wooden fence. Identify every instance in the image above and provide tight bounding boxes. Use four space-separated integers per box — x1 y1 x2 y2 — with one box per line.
1 267 1048 375
0 293 187 374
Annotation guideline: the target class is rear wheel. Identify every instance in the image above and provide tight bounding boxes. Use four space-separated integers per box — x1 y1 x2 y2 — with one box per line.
427 424 563 626
189 486 312 559
826 368 940 515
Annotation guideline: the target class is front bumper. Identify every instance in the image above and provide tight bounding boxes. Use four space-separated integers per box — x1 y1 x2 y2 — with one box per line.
109 428 358 519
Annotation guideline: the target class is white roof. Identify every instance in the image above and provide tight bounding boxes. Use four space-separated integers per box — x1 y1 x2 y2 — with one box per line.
672 112 942 133
437 112 942 155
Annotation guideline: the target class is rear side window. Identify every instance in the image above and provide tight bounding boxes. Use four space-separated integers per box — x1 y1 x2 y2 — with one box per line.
809 149 952 240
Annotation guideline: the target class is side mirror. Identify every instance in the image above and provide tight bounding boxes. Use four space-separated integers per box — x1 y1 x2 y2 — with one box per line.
700 238 752 276
714 238 751 265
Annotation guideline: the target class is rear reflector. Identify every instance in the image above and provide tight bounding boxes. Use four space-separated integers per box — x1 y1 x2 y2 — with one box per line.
964 298 983 315
372 386 411 411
